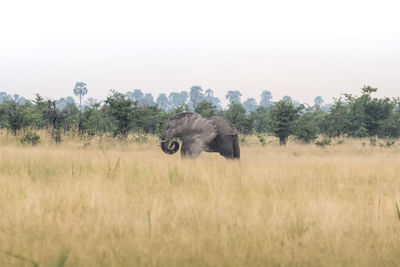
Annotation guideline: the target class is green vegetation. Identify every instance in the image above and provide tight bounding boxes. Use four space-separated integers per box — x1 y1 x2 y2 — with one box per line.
0 86 399 144
20 131 40 145
268 100 303 145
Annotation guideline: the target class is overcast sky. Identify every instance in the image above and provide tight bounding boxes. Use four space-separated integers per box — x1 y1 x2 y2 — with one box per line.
1 0 399 106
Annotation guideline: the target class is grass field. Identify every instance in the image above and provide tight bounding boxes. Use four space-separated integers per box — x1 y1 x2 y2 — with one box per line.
1 132 400 266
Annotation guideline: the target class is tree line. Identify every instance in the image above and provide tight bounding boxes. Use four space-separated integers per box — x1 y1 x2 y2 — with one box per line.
0 84 399 145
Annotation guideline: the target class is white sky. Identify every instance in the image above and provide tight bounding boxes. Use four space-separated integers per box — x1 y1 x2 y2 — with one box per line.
1 0 399 106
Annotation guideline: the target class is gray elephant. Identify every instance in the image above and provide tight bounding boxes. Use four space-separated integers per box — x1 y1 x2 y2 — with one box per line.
160 112 240 159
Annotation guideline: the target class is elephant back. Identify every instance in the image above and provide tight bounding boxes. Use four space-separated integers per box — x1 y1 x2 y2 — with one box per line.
167 112 218 144
210 116 238 136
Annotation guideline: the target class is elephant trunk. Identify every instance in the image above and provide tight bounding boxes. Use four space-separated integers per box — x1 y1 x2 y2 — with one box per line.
160 139 180 154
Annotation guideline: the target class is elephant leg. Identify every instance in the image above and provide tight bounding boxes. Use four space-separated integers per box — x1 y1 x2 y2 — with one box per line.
217 135 235 159
180 142 190 158
181 139 202 158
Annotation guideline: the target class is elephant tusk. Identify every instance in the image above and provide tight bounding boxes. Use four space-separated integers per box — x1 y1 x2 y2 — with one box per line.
160 139 169 143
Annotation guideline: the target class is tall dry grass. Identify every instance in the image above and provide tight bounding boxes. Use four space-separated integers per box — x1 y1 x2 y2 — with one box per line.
0 131 400 266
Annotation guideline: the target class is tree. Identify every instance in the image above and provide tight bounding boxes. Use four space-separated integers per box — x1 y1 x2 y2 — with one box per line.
31 94 48 128
57 96 78 109
81 103 112 135
282 95 292 103
380 103 400 138
126 89 144 104
169 91 188 109
194 100 217 117
226 90 242 104
156 93 170 111
59 101 80 131
13 94 26 104
250 106 270 133
204 89 221 109
359 86 393 137
170 103 190 114
73 82 88 109
104 91 134 137
189 86 204 108
5 101 32 135
321 98 349 137
43 100 68 143
65 96 75 105
340 86 394 137
56 98 68 109
225 102 253 134
293 108 319 143
243 98 258 113
131 104 165 135
85 97 98 107
269 100 303 145
142 93 155 106
314 96 324 107
0 92 12 104
260 90 273 107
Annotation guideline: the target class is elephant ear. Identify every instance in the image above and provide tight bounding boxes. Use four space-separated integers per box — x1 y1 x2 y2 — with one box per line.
210 116 238 135
179 113 218 145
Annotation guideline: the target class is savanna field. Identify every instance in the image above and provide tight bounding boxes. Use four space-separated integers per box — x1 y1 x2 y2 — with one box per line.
1 131 400 267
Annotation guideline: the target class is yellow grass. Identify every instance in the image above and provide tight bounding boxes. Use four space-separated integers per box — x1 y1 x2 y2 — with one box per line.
1 132 400 266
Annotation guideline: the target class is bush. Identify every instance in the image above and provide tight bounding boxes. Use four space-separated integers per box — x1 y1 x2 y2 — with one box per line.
268 100 303 145
257 135 266 146
20 131 40 145
293 116 318 143
315 137 331 147
381 140 396 147
337 139 345 145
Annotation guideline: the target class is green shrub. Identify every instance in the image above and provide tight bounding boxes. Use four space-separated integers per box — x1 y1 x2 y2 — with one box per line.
20 131 40 145
315 137 331 147
257 135 266 146
385 140 395 147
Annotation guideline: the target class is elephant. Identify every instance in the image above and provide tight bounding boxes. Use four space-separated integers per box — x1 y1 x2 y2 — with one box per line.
160 112 240 159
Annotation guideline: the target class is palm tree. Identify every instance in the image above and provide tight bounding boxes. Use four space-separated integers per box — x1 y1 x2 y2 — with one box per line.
73 82 88 109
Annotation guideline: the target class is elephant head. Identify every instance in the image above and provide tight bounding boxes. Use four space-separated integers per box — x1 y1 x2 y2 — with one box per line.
160 112 217 156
